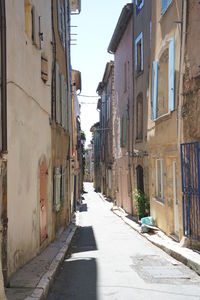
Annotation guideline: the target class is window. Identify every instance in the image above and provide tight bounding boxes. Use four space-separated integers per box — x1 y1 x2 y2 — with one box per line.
55 62 68 129
151 36 175 119
136 93 143 141
41 53 48 83
156 159 164 200
135 32 143 73
161 0 172 15
136 0 144 15
57 0 66 48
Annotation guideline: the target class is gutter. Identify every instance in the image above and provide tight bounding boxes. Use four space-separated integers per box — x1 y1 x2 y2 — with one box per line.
0 0 7 155
0 0 8 286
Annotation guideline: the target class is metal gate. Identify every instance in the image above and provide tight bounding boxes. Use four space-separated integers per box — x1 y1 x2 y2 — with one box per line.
181 142 200 240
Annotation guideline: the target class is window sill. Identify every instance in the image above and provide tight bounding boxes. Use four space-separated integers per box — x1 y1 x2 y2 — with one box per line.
154 111 172 123
153 196 165 205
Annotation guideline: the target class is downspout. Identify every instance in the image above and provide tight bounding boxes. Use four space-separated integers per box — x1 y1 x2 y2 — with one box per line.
177 0 186 147
127 61 134 215
0 0 8 286
177 0 186 239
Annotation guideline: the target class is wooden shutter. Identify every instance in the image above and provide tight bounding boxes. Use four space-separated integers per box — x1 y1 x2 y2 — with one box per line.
168 36 175 112
62 6 66 47
151 60 158 120
56 63 61 123
53 167 61 212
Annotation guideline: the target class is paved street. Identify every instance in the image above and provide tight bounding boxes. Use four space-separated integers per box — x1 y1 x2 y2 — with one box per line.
47 183 200 300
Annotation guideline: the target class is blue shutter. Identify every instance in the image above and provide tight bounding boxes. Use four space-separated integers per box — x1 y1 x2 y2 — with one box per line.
152 60 158 120
168 36 175 112
161 0 171 15
141 32 143 71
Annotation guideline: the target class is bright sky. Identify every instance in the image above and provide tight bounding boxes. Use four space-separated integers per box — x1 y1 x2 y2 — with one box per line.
71 0 130 147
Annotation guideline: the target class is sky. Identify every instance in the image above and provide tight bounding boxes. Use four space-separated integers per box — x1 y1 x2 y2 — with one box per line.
71 0 130 147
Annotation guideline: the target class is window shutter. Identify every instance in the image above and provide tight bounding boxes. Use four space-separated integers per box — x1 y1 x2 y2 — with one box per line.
60 166 66 202
61 75 65 127
152 60 158 120
55 63 61 123
161 0 171 15
53 167 61 212
141 32 143 71
64 81 68 130
57 0 62 35
168 36 175 112
32 5 40 48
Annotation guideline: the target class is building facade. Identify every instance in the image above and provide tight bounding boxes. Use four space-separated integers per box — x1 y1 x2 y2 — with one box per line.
132 0 151 212
96 61 115 201
147 0 182 239
108 3 134 213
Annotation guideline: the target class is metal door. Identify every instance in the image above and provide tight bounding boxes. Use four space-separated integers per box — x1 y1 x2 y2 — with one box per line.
40 160 47 244
181 142 200 240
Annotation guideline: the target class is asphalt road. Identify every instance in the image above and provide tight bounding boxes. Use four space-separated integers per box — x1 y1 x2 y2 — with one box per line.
47 183 200 300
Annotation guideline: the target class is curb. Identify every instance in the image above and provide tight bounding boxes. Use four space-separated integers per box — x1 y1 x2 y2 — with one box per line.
112 209 200 276
25 224 77 300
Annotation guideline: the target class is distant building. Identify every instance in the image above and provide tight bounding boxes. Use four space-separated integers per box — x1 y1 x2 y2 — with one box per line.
96 61 115 201
85 144 94 182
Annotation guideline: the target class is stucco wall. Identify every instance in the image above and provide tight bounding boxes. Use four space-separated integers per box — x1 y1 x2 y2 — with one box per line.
147 0 182 238
6 0 53 276
113 17 133 214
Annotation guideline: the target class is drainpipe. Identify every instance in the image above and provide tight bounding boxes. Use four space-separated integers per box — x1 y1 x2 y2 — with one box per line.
0 0 8 286
127 61 134 215
177 0 187 147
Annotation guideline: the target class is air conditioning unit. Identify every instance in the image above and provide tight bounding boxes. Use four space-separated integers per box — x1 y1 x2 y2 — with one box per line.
70 0 81 14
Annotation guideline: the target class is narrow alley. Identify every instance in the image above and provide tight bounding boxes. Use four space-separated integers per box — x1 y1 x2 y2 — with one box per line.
47 183 200 300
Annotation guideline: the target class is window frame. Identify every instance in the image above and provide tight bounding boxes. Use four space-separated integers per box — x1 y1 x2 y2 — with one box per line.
135 0 144 15
135 32 143 73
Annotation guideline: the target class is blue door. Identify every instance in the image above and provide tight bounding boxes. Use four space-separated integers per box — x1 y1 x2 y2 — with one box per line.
181 142 200 240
